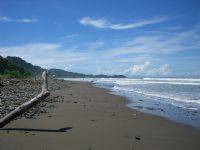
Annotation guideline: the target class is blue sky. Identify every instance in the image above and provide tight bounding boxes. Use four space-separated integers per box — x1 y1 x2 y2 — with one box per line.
0 0 200 77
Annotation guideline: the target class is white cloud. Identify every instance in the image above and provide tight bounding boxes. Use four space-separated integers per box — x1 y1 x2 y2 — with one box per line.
157 64 171 75
0 16 39 23
16 18 39 23
0 16 11 22
132 61 151 73
124 61 171 76
64 65 72 71
124 61 151 74
79 17 107 28
79 16 169 30
95 61 171 76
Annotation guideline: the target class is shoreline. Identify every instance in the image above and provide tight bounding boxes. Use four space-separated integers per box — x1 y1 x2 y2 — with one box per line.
0 80 200 150
88 81 199 130
66 78 200 128
102 86 200 130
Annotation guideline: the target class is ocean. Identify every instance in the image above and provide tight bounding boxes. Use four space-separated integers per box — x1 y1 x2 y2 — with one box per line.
64 78 200 128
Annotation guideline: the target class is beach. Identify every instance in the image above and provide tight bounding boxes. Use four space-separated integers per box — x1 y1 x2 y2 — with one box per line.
0 80 200 150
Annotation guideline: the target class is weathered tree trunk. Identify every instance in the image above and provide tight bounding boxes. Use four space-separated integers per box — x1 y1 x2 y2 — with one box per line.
0 71 50 128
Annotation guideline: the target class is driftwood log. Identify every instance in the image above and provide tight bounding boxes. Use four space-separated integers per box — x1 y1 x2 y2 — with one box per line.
0 71 50 128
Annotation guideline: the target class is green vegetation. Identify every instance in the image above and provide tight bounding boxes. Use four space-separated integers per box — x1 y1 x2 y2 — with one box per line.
0 56 32 78
6 56 44 75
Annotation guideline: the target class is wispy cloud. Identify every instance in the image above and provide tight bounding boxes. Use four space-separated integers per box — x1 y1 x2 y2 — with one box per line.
79 16 170 30
0 43 88 69
0 24 199 76
16 18 39 23
105 26 200 57
110 17 169 30
0 16 12 22
0 16 39 23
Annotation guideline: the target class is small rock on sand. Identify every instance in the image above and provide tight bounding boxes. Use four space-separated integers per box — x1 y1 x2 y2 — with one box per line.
135 135 141 140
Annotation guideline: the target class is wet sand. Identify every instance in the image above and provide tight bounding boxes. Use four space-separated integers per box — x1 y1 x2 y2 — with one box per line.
0 81 200 150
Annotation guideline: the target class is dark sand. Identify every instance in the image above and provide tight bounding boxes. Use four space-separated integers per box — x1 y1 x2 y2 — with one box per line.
0 81 200 150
